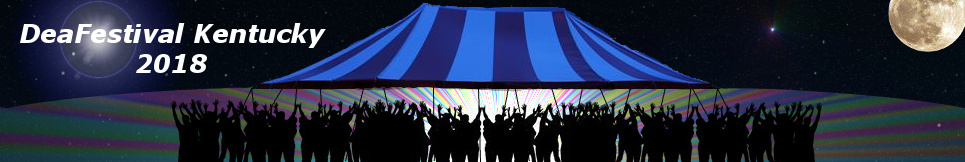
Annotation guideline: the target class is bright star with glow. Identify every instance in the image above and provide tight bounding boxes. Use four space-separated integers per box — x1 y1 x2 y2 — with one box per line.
770 27 775 32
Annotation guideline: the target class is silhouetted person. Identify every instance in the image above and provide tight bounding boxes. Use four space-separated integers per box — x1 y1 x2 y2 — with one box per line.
748 104 774 162
512 106 539 162
560 104 578 162
452 107 469 162
172 102 199 162
265 103 296 162
219 101 246 162
296 103 318 162
708 105 726 162
330 102 355 162
317 104 333 162
798 104 821 162
536 105 563 162
462 108 482 162
640 104 665 162
694 104 712 162
242 101 269 162
481 107 500 162
412 102 430 162
616 104 642 162
662 105 680 162
670 106 697 162
724 103 751 162
772 102 795 161
191 101 221 161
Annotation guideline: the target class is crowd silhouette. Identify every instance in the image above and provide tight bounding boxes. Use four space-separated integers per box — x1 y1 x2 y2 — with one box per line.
172 98 821 162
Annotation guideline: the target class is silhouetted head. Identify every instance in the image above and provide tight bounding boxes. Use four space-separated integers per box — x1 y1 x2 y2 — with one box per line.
311 111 320 119
673 113 683 121
276 111 285 118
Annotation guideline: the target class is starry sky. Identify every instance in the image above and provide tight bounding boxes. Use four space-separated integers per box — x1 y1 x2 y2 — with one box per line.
2 0 965 108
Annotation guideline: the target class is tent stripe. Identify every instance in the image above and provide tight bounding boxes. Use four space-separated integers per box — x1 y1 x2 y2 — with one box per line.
447 10 496 82
380 5 440 80
570 15 698 83
552 11 603 82
493 12 538 82
402 8 468 81
339 9 425 80
259 4 713 89
571 16 688 83
306 10 419 80
524 11 583 82
265 7 422 83
568 16 659 82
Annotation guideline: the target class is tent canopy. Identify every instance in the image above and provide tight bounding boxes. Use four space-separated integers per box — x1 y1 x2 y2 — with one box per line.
259 4 713 89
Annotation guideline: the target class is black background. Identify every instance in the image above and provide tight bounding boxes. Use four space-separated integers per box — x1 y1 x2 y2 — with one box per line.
3 0 963 107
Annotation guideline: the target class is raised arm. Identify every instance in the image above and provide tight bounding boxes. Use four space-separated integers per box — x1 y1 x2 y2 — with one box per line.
188 101 202 120
171 101 182 126
422 102 439 122
616 105 628 119
214 100 223 113
253 101 262 112
290 104 300 120
688 105 698 120
811 104 822 129
694 105 705 122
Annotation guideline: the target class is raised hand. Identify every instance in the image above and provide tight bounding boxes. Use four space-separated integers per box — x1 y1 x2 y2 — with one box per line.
252 101 260 111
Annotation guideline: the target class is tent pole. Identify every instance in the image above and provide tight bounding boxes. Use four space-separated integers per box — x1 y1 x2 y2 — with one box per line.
550 89 559 111
477 89 481 109
624 89 631 106
359 88 366 105
293 82 299 105
318 89 323 108
599 89 608 105
432 87 437 114
272 89 284 105
659 89 667 108
514 89 521 109
691 89 708 115
687 89 692 109
713 88 719 108
476 88 482 162
383 87 389 103
503 89 509 108
716 89 730 108
578 89 584 104
243 87 254 105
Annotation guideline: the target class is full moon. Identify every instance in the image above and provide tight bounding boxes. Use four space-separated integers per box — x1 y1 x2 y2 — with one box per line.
889 0 965 52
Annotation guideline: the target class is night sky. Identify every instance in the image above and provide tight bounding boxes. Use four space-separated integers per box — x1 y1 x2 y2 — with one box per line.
3 0 964 108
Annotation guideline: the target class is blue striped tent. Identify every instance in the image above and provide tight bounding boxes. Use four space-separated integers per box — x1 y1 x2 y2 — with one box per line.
259 4 712 89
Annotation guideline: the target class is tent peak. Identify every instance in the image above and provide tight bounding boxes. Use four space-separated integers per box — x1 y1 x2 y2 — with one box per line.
421 3 567 12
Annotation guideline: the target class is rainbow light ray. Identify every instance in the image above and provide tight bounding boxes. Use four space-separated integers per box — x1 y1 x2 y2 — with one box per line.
1 88 964 161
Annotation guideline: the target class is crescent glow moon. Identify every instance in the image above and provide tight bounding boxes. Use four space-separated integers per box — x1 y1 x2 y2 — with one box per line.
889 0 965 52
